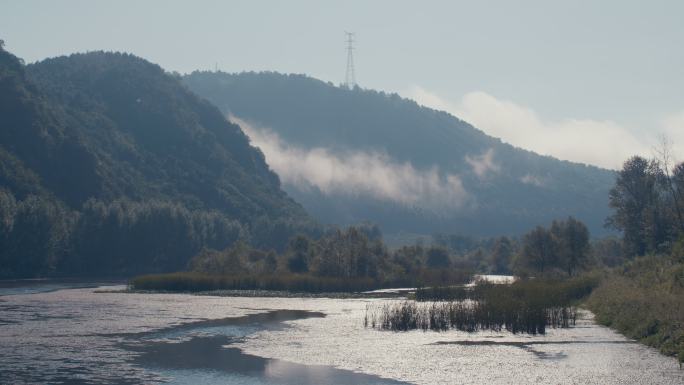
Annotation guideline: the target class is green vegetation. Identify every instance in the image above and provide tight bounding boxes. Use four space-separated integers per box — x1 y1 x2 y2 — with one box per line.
129 226 474 293
513 217 591 276
0 47 317 278
131 226 473 293
587 152 684 362
130 272 377 293
126 214 606 297
429 217 595 277
606 155 684 255
2 41 683 362
587 252 684 359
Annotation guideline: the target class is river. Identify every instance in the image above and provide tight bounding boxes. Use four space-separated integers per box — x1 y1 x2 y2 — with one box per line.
0 283 682 384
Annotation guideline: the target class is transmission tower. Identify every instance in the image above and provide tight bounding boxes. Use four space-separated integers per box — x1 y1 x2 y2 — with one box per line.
344 32 356 89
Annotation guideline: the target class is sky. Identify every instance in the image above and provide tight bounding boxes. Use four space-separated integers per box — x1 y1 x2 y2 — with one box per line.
2 0 683 169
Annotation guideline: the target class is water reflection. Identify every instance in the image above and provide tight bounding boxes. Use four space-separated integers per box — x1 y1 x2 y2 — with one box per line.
0 279 116 296
127 310 406 385
1 283 682 385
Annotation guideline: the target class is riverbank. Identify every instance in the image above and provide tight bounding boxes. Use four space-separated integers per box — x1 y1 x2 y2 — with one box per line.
130 271 393 294
102 287 409 299
586 254 684 365
1 284 682 384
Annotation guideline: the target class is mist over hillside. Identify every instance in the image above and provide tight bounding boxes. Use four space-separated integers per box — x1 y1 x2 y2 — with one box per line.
184 71 615 237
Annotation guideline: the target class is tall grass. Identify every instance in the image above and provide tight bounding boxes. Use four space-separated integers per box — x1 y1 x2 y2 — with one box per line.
586 256 684 361
367 277 597 335
129 268 474 294
365 300 576 335
130 272 377 293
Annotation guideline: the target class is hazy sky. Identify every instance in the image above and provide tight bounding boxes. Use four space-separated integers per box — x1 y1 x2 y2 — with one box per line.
3 0 683 169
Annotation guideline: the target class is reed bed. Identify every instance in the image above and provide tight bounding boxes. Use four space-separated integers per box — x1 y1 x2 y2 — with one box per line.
366 278 596 334
130 272 378 293
365 300 577 335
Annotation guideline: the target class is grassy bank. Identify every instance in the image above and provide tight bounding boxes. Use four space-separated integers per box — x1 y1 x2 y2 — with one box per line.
586 255 684 364
129 272 380 293
129 268 473 294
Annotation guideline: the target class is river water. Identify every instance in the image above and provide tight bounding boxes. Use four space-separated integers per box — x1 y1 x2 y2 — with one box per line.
0 283 682 384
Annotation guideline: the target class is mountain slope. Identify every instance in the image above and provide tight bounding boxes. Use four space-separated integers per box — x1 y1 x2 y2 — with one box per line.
184 71 614 237
24 53 306 221
0 49 314 277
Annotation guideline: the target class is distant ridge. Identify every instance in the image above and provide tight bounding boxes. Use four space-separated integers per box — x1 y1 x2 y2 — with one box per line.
184 71 614 237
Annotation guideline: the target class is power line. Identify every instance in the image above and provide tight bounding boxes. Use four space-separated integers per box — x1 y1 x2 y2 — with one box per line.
344 31 356 89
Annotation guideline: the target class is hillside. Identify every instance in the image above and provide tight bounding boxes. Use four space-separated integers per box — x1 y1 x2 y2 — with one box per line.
183 72 615 237
0 49 315 277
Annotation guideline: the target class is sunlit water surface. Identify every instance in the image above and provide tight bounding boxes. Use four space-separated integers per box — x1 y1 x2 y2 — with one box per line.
0 284 682 384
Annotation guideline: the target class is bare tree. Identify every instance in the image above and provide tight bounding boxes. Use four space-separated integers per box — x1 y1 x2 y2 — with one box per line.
653 135 684 232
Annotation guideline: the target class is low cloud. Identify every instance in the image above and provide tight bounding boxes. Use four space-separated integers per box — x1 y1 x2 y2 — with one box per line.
408 86 661 170
520 174 545 187
232 117 470 210
465 148 500 179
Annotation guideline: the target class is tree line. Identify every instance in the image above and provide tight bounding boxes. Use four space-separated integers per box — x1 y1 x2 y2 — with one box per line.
431 216 600 278
186 224 472 287
0 191 317 278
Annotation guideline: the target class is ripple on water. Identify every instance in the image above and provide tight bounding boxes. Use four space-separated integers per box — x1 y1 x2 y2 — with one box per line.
0 285 682 385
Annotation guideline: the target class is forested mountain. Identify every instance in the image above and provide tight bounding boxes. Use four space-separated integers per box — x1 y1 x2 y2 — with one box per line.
183 71 615 237
0 48 316 278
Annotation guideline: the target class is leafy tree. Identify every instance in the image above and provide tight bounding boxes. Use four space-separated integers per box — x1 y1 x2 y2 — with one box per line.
312 227 387 278
591 237 625 267
607 156 678 256
188 240 250 275
391 244 425 275
426 246 451 268
286 235 313 273
519 226 556 274
516 218 591 276
552 217 590 276
489 236 513 274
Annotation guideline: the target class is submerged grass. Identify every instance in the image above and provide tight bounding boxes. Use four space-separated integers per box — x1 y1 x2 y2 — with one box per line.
365 300 576 335
367 277 598 335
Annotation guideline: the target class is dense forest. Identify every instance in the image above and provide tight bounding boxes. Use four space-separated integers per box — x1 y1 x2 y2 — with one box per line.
0 46 318 278
183 71 615 237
